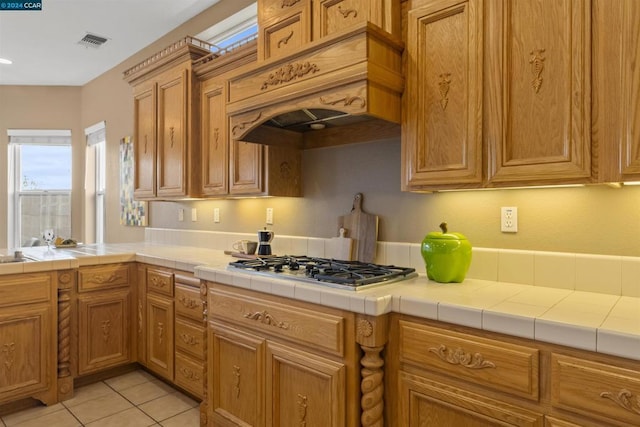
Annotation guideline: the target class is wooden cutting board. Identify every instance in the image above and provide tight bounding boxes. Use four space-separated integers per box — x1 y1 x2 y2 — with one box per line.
338 193 379 263
327 227 354 261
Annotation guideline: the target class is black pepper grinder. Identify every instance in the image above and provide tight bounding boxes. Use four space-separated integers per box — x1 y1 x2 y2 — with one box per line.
257 227 274 256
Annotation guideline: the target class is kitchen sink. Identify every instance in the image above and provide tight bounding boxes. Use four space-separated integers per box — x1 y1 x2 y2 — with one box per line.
0 252 34 263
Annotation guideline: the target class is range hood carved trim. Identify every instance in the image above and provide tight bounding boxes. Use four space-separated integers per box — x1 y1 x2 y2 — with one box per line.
227 23 404 147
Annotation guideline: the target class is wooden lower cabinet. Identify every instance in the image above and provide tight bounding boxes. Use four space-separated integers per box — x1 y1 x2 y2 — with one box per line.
77 289 131 375
0 272 57 406
76 263 134 376
206 282 360 427
388 314 640 427
399 372 543 426
146 294 174 380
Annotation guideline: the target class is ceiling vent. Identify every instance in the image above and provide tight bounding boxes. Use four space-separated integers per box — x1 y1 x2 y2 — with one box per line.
78 33 108 48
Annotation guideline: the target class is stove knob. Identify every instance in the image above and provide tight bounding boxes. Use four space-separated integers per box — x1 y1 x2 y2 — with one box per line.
289 261 300 270
274 263 284 272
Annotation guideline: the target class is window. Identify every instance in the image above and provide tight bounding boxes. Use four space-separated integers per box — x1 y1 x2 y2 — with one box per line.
85 122 106 244
8 129 72 248
196 2 258 53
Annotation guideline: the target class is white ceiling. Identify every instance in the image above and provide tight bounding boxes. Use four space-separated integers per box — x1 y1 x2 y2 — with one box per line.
0 0 222 86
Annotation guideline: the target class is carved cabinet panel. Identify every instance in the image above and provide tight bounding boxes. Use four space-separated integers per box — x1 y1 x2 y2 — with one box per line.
484 0 591 185
210 322 266 427
77 290 131 375
399 372 544 427
313 0 369 39
593 0 640 182
402 0 483 190
146 294 174 381
266 341 346 427
551 354 640 426
132 80 157 199
201 80 228 196
0 304 52 403
230 141 264 195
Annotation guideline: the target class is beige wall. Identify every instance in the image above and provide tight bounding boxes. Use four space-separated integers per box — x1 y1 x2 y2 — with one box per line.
2 0 639 256
0 85 83 247
150 139 640 257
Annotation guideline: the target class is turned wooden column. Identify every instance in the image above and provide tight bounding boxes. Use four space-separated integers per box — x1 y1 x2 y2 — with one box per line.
356 314 389 427
199 280 209 427
57 269 75 401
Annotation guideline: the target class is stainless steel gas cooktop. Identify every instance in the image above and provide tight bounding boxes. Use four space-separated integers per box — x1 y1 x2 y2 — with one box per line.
228 256 417 291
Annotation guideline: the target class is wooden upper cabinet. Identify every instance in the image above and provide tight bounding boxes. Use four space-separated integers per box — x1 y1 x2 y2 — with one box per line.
201 80 228 196
133 80 157 199
259 1 311 61
313 0 369 38
157 67 190 197
484 0 591 186
593 0 640 182
230 141 264 195
402 0 483 190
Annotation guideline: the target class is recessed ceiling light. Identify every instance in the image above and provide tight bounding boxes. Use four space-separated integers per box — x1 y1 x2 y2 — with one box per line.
0 58 12 65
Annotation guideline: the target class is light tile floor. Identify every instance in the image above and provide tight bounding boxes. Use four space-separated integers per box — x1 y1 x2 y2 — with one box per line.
0 370 200 427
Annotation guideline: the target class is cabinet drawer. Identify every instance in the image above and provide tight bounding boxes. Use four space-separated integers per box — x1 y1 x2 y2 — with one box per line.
0 273 52 307
78 264 130 292
175 284 202 321
399 321 539 400
551 354 640 425
209 287 345 357
175 317 204 359
146 268 174 297
175 352 204 399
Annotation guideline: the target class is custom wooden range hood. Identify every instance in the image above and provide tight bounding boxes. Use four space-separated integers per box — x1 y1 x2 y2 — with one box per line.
226 22 404 149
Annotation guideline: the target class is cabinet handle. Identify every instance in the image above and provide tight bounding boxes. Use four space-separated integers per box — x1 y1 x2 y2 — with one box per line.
428 344 496 369
101 320 111 342
438 73 451 110
178 295 199 309
138 301 143 334
179 333 200 346
277 31 294 49
281 0 300 8
213 128 219 150
149 276 167 288
600 389 640 415
297 394 308 425
529 48 546 93
338 6 358 19
233 365 241 398
169 126 175 148
2 342 15 370
144 135 148 154
157 322 164 344
244 309 290 330
179 367 201 382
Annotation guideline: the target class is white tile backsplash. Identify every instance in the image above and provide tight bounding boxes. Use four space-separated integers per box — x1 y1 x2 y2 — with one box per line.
144 228 640 297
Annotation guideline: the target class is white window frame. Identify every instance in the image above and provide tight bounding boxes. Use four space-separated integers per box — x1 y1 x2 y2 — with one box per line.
196 2 257 52
85 121 106 244
7 129 72 249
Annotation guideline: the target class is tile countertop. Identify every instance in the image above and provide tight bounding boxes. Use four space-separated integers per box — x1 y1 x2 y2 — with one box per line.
3 243 639 362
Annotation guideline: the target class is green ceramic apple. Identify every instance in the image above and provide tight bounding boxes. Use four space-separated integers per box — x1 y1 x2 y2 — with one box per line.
421 222 472 283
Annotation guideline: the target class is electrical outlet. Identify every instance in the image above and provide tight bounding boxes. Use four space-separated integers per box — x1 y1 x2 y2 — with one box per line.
501 207 518 232
266 207 274 225
191 208 198 222
178 208 184 222
213 208 220 223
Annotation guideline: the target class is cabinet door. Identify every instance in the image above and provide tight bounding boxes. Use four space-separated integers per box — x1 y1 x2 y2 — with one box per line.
133 80 157 199
593 0 640 182
201 81 228 196
260 10 311 61
399 372 544 427
77 289 131 375
146 295 174 380
402 0 483 189
0 304 51 402
210 323 265 427
230 141 264 195
485 0 591 185
313 0 368 39
157 67 188 197
266 342 346 427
